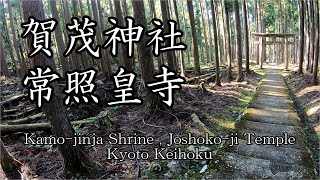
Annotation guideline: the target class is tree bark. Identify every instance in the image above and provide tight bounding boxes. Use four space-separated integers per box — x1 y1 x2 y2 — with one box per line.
243 0 250 73
305 1 310 71
298 0 304 75
92 0 111 78
211 0 221 86
50 0 70 74
173 0 186 77
122 0 128 17
223 2 232 82
206 0 213 64
234 0 243 82
62 0 75 70
182 1 190 65
22 0 100 176
187 1 200 75
160 0 176 71
131 0 159 110
0 34 10 78
114 0 133 71
97 0 112 79
8 0 26 76
0 0 16 74
312 0 319 85
254 0 260 65
309 0 314 73
200 1 210 65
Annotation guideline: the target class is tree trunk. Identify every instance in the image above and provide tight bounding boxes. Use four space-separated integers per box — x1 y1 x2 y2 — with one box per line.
211 0 221 86
298 0 304 75
62 0 75 70
8 0 26 76
305 1 310 71
131 0 159 110
243 0 250 73
234 0 243 82
173 0 186 77
92 0 111 78
214 0 222 65
312 0 319 85
160 0 176 71
122 0 128 17
86 0 92 17
22 0 100 176
309 0 314 73
0 139 22 179
1 0 16 74
224 2 232 82
182 1 190 65
114 0 133 71
97 0 112 79
0 32 10 78
187 1 200 75
148 0 162 70
254 0 260 65
50 0 70 75
206 0 213 64
200 1 210 65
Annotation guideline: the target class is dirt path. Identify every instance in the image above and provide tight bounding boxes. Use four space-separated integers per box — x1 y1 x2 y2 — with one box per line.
212 69 316 179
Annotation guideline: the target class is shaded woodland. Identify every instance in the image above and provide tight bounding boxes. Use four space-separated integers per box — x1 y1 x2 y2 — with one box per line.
0 0 319 179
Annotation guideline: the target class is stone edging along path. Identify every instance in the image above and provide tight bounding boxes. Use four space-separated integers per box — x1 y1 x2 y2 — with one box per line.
211 69 316 179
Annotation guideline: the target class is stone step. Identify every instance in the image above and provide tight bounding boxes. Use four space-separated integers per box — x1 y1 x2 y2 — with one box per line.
242 108 301 126
237 128 306 150
236 120 304 136
226 139 313 168
214 152 314 179
251 99 292 109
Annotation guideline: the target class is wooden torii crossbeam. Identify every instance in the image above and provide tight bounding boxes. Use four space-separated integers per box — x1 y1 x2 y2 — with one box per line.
251 32 296 70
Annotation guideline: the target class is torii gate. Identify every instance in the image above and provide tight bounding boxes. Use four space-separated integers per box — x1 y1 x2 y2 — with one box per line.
251 32 296 70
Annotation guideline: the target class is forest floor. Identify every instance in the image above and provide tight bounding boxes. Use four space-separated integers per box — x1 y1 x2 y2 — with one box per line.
207 68 316 179
284 71 320 177
1 67 264 179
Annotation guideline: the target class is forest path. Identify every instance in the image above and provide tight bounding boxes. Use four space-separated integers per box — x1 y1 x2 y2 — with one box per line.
212 68 315 179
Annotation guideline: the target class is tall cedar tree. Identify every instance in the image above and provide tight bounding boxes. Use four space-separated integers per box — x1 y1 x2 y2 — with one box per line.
1 0 16 73
254 0 260 65
298 0 304 75
0 29 10 77
200 1 210 65
131 0 158 110
309 0 314 73
211 0 221 86
234 0 243 81
305 1 310 71
205 0 213 63
8 0 27 77
114 0 133 71
22 0 100 176
62 0 75 70
243 0 250 73
173 0 186 77
223 1 233 82
97 0 112 79
160 0 176 71
8 0 26 76
92 0 111 76
187 1 201 75
49 0 70 74
312 0 319 84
